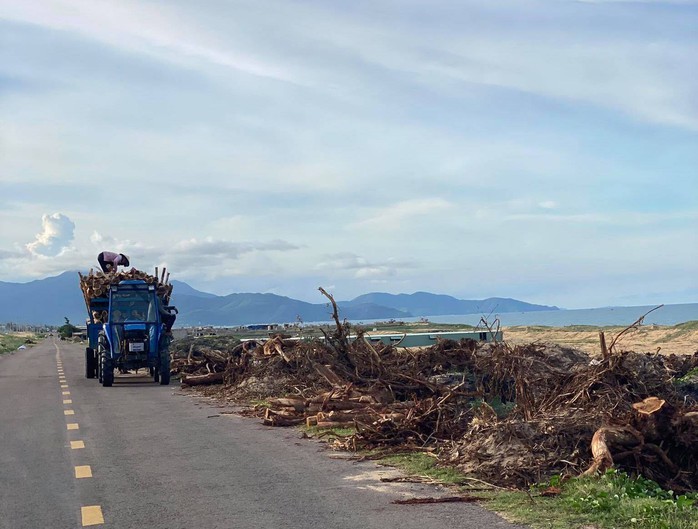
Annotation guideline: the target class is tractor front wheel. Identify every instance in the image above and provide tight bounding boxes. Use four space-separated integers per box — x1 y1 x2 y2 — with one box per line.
101 352 113 387
159 350 170 386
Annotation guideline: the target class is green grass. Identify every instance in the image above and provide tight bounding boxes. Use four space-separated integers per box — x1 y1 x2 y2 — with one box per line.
378 452 469 485
487 471 698 529
672 321 698 331
657 321 698 342
0 333 37 354
677 368 698 382
471 396 517 418
363 452 698 529
304 425 357 437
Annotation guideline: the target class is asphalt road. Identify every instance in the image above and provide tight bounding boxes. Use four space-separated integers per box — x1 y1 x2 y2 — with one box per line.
0 338 526 529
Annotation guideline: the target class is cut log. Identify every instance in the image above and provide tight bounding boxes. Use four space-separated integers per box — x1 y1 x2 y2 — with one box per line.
306 401 367 413
315 420 356 429
632 397 666 416
393 496 481 505
180 372 225 386
313 363 348 386
582 426 642 476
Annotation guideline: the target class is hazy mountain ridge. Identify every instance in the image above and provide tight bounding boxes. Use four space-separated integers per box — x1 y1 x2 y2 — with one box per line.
0 272 558 326
348 291 558 316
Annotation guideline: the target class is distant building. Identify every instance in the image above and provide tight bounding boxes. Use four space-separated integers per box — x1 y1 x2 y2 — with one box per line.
246 323 279 331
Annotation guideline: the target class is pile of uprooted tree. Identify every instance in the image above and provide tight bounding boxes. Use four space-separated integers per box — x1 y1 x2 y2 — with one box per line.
170 289 698 492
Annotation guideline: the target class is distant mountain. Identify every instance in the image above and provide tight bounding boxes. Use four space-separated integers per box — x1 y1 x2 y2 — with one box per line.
0 272 409 326
0 271 86 326
0 273 557 326
346 292 558 316
169 280 217 299
172 293 409 326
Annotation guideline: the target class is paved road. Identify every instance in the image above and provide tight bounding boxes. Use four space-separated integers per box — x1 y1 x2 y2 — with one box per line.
0 338 525 529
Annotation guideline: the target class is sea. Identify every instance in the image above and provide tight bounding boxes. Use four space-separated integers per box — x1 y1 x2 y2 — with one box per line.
349 303 698 328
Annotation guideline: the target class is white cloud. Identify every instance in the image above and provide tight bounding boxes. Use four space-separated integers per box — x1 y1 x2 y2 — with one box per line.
0 249 26 260
315 252 414 279
170 238 299 258
25 213 75 257
538 201 558 210
353 198 455 231
0 0 294 83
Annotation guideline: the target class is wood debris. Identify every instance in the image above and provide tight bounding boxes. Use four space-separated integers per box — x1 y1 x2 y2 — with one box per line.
169 290 698 492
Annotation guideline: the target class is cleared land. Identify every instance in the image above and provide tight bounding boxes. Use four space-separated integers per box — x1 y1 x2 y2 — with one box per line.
503 321 698 356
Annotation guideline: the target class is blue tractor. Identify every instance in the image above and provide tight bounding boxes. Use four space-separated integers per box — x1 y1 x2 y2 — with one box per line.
84 278 177 387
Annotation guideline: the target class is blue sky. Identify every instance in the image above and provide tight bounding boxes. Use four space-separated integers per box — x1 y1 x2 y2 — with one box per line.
0 0 696 308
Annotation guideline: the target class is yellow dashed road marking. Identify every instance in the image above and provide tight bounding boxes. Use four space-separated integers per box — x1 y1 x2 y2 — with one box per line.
75 465 92 478
67 423 79 430
64 410 75 416
81 505 104 526
62 391 70 395
70 440 85 449
63 399 72 404
61 384 68 388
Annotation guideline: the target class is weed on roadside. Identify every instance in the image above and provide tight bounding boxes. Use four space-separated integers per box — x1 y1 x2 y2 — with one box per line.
488 471 698 529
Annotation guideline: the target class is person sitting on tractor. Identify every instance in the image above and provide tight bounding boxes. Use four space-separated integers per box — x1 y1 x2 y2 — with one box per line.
97 251 130 274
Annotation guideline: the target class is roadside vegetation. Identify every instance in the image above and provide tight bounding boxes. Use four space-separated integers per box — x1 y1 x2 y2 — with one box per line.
302 427 698 528
0 333 39 354
488 471 698 529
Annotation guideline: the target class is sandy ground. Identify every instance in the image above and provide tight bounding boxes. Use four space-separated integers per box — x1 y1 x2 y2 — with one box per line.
503 324 698 356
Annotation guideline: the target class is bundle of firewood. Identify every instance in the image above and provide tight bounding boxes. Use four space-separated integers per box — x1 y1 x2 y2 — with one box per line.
78 266 173 302
262 386 392 427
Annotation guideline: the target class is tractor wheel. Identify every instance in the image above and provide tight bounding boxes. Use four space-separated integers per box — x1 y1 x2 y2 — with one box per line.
85 348 97 379
101 352 113 387
97 332 107 383
159 350 170 386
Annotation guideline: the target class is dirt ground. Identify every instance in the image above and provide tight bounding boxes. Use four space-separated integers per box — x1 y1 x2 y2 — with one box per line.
503 323 698 356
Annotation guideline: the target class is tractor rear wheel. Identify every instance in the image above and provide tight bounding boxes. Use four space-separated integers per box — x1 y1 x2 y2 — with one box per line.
85 348 97 379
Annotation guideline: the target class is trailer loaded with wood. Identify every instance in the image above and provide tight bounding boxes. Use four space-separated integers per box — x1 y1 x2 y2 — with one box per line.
79 267 178 387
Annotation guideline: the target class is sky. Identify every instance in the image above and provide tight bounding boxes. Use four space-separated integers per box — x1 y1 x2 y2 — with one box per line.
0 0 696 309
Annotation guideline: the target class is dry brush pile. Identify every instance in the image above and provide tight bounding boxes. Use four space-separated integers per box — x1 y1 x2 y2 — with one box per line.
170 291 698 492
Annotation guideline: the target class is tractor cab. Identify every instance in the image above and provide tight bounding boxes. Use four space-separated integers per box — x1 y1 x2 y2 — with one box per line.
105 280 163 374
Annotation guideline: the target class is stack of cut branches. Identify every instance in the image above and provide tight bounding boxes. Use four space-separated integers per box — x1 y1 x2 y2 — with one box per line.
169 290 698 492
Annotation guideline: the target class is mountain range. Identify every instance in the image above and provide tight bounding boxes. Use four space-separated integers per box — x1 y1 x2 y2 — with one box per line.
0 271 559 326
